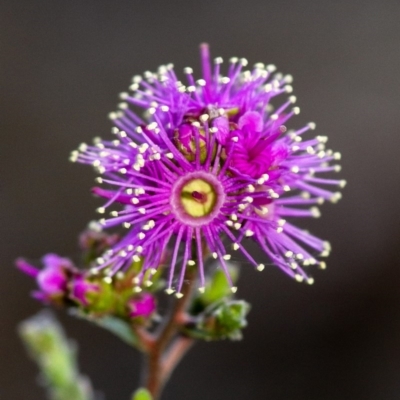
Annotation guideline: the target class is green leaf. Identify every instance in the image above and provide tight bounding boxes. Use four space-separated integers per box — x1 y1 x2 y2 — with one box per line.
195 262 239 309
93 315 140 347
185 300 251 341
132 388 153 400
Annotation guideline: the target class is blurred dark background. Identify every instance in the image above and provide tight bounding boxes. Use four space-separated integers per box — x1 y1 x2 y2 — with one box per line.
1 1 400 399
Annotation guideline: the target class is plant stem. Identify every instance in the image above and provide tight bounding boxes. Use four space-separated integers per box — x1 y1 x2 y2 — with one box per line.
143 268 196 399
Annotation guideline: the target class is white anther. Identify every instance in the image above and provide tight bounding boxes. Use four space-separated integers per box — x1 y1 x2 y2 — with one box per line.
311 207 321 218
198 286 205 293
285 251 294 258
223 254 231 260
284 74 293 83
135 188 145 195
110 211 118 217
160 105 169 113
245 229 254 237
283 185 291 191
200 114 209 122
131 197 139 204
79 143 88 151
247 185 255 193
339 180 347 188
260 206 269 215
138 232 145 240
257 264 265 271
138 208 146 214
230 214 238 221
147 122 157 131
197 79 206 86
214 57 223 64
295 274 304 282
136 246 143 253
276 227 283 233
221 77 230 84
234 223 241 230
175 292 183 298
285 85 293 93
333 152 341 160
289 96 297 103
231 136 239 142
291 166 300 173
225 220 233 227
330 192 342 203
132 255 141 262
103 276 112 284
231 286 238 293
290 262 297 269
319 261 327 270
123 222 131 229
212 252 218 259
232 243 240 251
188 260 195 266
165 288 175 295
184 67 193 74
97 207 105 214
334 165 342 172
133 286 142 293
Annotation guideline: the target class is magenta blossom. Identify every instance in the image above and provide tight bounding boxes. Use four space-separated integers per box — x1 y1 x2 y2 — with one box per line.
16 254 74 302
70 276 99 306
72 44 344 295
129 293 156 318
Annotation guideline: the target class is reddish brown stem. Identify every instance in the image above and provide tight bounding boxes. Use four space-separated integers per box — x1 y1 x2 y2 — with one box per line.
142 269 196 399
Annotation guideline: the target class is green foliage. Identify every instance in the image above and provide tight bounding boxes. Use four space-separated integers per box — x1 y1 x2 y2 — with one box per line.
132 388 153 400
186 300 250 341
191 263 239 314
19 311 95 400
92 315 140 347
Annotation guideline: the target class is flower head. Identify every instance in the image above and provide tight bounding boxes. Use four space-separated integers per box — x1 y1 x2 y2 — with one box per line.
72 44 344 295
16 254 75 303
128 293 156 318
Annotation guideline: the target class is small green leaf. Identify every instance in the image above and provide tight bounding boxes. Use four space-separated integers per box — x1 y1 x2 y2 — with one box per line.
185 300 250 341
94 316 140 347
132 388 153 400
195 262 239 310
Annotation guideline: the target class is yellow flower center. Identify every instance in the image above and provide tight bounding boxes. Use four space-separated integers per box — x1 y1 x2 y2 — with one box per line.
180 178 217 217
